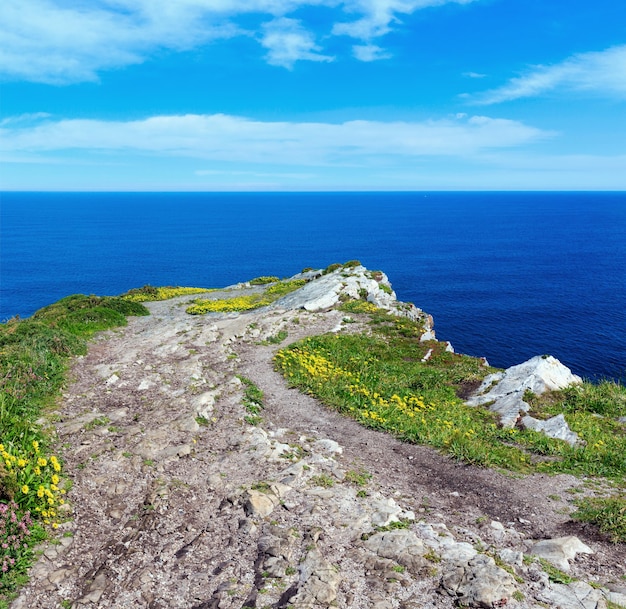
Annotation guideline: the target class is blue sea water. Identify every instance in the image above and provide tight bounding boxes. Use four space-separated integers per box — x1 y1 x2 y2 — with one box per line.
1 192 625 382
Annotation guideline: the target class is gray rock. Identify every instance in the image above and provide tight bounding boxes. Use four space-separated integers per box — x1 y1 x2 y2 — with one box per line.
603 589 626 608
368 495 415 527
466 355 582 427
498 548 523 567
364 529 427 571
275 266 395 312
530 535 593 571
293 546 341 607
243 489 279 518
539 580 605 609
313 438 343 455
440 554 518 608
441 542 478 564
521 413 580 446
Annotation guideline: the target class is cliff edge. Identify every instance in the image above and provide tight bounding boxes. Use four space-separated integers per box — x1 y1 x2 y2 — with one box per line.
12 265 626 609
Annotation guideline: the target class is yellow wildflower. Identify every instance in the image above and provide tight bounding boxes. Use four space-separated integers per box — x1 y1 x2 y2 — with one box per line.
21 485 29 494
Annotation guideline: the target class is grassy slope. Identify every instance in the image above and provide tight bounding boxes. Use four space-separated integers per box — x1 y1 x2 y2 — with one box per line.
0 295 148 604
274 301 626 542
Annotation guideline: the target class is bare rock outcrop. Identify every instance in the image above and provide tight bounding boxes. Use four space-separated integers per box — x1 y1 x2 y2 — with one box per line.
466 355 582 438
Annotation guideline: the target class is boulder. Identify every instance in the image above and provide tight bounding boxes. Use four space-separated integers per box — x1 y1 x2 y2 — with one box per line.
363 529 427 571
274 266 395 312
530 535 593 571
538 580 605 609
521 413 579 446
440 554 518 608
466 355 582 427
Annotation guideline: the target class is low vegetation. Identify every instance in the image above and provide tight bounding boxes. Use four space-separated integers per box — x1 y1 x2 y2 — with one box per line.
3 266 626 608
0 295 148 603
122 285 214 302
238 376 265 425
186 279 307 315
275 303 626 540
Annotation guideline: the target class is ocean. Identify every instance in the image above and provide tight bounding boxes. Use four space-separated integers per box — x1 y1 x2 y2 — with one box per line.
1 192 625 382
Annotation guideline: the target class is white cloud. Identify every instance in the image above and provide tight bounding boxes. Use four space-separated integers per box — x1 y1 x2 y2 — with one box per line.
463 71 486 79
333 0 475 40
352 43 391 61
474 45 626 104
0 113 550 166
261 17 334 68
0 0 479 82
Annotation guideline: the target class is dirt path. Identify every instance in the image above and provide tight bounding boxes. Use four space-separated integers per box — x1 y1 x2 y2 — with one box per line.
11 295 626 609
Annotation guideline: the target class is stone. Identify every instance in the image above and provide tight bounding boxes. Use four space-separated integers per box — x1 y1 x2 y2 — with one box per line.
243 489 279 518
521 413 579 446
293 546 341 606
312 438 343 455
538 580 605 609
466 355 582 427
440 554 518 608
498 548 523 567
368 495 414 527
364 529 427 571
441 542 478 564
193 390 217 419
530 535 594 571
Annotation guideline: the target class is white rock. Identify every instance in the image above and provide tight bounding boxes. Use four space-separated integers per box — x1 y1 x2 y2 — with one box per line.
530 535 593 571
441 542 478 563
521 413 579 446
498 548 523 567
106 373 120 386
466 356 582 428
539 580 604 609
313 439 343 455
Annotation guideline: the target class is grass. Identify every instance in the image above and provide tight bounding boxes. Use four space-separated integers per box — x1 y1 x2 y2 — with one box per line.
572 494 626 542
249 276 280 285
186 279 307 315
237 376 265 424
274 304 626 541
310 474 335 488
0 294 148 603
344 469 372 487
261 330 288 345
121 285 214 302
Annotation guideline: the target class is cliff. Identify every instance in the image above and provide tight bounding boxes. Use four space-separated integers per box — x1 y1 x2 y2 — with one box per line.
10 264 626 609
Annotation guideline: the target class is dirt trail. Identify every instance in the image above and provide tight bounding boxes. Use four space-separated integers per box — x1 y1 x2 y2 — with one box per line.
11 294 626 609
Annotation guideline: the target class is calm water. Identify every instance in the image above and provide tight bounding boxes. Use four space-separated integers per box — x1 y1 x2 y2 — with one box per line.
1 192 625 381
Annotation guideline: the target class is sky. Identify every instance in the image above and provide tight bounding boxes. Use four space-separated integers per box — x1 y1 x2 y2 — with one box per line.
1 0 625 191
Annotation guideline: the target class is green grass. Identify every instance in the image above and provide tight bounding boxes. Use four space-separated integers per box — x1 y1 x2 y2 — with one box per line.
0 294 148 603
249 276 280 285
237 376 265 423
572 494 626 542
261 330 289 345
121 285 214 302
274 306 626 540
186 279 307 315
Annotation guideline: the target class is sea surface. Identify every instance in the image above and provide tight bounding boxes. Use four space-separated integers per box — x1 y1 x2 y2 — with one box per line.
1 192 625 382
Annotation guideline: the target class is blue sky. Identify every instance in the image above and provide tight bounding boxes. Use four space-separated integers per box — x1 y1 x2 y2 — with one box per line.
1 0 625 191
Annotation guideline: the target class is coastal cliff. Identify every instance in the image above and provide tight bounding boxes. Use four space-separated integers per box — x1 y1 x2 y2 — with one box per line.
7 264 626 609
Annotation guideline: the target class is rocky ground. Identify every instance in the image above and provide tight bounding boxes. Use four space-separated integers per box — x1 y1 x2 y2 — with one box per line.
11 273 626 609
